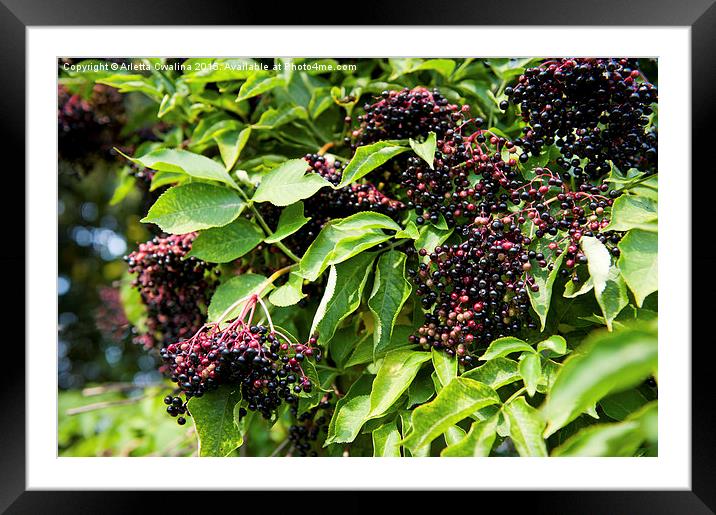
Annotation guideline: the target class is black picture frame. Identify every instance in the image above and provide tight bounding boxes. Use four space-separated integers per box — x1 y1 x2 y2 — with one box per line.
3 1 714 512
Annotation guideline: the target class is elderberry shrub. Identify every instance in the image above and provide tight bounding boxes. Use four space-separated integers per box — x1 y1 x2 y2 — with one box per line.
125 233 218 350
288 394 333 456
160 295 320 423
504 58 658 179
58 84 126 165
349 87 463 149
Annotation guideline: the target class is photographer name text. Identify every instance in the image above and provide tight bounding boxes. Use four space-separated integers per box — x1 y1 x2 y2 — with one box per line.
62 60 356 73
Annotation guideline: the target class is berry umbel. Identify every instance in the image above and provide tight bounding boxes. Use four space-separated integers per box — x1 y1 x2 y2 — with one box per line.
160 293 319 423
125 233 218 350
503 58 657 179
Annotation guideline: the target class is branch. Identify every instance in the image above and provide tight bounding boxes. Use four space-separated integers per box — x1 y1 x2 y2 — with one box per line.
66 395 147 416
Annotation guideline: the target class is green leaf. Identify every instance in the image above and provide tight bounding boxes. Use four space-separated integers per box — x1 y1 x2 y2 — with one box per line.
122 148 238 189
109 169 136 206
581 236 611 294
187 218 264 263
409 132 436 169
308 88 335 119
343 333 376 368
236 71 285 102
389 58 456 79
415 224 453 259
191 117 241 147
367 350 431 419
215 127 251 171
336 141 408 188
188 387 244 457
395 221 420 240
541 323 658 437
253 158 330 207
444 425 467 446
408 368 436 407
441 416 498 457
372 419 402 457
504 397 548 457
207 274 268 323
518 352 542 397
141 183 245 234
401 377 500 452
97 74 162 100
537 335 568 357
596 266 629 330
268 272 306 307
551 403 658 457
569 239 628 328
264 201 310 243
328 327 363 370
563 276 594 298
296 356 329 414
414 59 456 77
599 389 648 421
537 359 562 394
551 421 643 457
368 251 412 356
252 105 308 130
431 348 457 388
606 195 657 232
527 237 566 330
325 375 374 445
150 170 186 191
632 401 658 444
298 212 400 281
618 229 658 307
479 336 535 361
462 357 520 390
311 252 376 344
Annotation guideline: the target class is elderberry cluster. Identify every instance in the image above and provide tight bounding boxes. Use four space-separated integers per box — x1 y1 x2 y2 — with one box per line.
94 286 130 344
407 160 624 361
349 87 464 148
288 394 333 456
403 125 527 229
58 84 126 164
304 153 403 218
408 219 537 366
160 296 320 422
503 58 657 179
125 233 218 350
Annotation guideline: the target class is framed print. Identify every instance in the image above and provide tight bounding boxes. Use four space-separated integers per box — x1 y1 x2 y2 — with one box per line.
2 0 715 512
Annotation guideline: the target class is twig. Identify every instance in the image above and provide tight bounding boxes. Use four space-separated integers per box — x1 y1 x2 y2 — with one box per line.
230 182 302 263
269 438 290 458
66 395 147 416
149 428 195 457
81 383 161 397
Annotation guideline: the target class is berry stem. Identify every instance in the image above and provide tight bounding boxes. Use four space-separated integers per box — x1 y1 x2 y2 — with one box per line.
317 142 335 155
255 294 275 333
227 182 302 264
250 204 302 263
215 264 296 325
